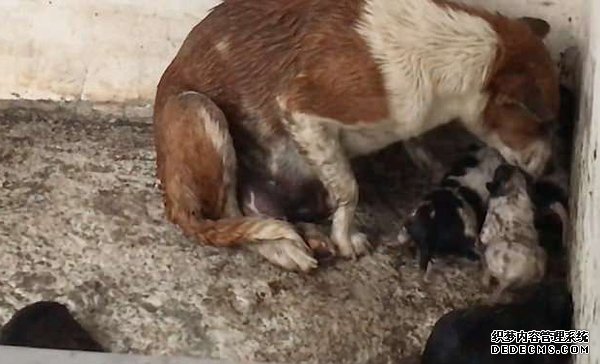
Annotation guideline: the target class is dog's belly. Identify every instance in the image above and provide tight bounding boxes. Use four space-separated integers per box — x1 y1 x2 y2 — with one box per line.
340 122 405 157
339 116 443 157
238 139 331 222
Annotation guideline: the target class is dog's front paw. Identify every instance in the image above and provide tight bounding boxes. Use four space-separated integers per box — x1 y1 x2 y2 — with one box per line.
334 231 371 259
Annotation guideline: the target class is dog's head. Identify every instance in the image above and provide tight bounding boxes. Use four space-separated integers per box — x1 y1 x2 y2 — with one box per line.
479 17 559 177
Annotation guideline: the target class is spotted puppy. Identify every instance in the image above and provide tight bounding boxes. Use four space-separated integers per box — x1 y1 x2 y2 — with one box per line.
398 146 503 274
480 164 546 300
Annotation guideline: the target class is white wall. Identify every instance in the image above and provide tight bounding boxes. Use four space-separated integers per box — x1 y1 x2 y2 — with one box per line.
0 0 583 104
0 0 220 103
571 0 600 363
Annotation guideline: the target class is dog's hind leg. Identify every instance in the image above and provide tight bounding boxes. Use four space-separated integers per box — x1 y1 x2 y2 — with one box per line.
154 91 317 271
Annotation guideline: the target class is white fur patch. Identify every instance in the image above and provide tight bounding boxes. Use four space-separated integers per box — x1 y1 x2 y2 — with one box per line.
215 38 230 54
356 0 497 135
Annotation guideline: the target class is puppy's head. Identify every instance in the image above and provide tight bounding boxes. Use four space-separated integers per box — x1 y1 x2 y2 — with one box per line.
486 164 533 198
479 17 559 177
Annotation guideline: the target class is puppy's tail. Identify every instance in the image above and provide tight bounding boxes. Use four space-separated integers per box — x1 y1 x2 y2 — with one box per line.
153 90 316 271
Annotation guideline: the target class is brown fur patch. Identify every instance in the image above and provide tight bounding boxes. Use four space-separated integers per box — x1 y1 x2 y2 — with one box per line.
156 0 388 129
483 98 548 150
484 15 559 148
283 1 389 123
155 93 228 223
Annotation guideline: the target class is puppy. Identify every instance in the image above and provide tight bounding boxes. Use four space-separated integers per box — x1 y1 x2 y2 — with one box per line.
0 301 105 352
480 165 547 300
398 146 503 274
421 281 573 364
154 0 559 271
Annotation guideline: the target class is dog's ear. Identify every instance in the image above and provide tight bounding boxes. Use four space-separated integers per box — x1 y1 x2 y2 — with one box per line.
519 17 551 39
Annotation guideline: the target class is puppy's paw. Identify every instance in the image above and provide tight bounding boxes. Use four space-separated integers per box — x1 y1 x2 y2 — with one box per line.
251 239 318 272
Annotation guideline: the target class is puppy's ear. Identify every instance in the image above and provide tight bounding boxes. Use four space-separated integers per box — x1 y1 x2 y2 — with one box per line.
519 17 551 39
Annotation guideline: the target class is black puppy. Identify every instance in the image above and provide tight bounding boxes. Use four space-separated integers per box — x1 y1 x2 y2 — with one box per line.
421 281 573 364
0 301 105 352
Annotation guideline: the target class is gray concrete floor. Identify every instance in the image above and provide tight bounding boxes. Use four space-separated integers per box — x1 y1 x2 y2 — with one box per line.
0 105 488 363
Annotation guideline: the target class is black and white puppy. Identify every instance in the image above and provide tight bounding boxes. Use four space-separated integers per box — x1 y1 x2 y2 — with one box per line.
480 165 547 300
421 281 573 364
398 146 503 274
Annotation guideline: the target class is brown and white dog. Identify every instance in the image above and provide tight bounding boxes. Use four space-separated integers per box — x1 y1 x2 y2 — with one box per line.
153 0 560 271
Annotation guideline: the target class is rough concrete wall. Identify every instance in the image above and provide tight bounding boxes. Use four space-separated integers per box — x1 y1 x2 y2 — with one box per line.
0 0 583 103
571 0 600 363
0 0 220 103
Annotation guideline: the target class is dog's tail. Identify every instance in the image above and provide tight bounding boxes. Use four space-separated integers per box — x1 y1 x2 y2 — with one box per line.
153 91 316 271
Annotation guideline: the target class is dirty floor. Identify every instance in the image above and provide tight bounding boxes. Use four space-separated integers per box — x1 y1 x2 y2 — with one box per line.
0 106 490 363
